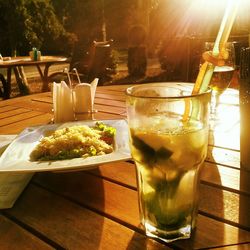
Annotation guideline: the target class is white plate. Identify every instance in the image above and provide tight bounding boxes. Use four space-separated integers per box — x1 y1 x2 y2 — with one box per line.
0 119 131 173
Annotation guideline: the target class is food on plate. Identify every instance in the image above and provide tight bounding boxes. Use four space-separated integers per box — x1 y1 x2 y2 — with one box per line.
30 122 116 161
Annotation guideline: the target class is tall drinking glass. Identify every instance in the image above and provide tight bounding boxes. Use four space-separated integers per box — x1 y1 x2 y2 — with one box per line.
126 83 211 242
203 42 235 114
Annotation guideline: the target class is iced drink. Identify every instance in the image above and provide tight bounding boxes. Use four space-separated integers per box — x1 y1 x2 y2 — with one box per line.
126 83 211 242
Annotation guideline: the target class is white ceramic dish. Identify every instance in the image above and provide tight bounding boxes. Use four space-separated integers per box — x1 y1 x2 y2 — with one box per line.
0 119 131 173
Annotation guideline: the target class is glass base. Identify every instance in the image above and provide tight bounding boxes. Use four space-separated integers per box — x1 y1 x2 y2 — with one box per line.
144 222 191 243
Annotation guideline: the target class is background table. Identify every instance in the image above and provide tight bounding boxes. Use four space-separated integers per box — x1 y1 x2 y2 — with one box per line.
0 56 68 99
0 85 249 249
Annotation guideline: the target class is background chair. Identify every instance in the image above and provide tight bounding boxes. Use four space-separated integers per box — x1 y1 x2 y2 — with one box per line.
70 40 116 85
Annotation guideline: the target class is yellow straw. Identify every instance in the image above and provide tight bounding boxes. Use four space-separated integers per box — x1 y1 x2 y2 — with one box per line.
195 0 238 94
183 0 239 120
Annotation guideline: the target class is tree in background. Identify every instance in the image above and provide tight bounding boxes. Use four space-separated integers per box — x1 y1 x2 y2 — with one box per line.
0 0 161 56
52 0 103 49
0 0 29 55
51 0 105 70
25 0 77 55
0 0 76 56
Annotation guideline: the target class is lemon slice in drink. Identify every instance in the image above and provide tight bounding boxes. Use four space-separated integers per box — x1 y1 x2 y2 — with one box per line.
134 131 171 151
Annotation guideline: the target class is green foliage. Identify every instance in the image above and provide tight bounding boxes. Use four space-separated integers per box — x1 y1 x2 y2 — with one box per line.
52 0 103 45
0 0 76 56
0 0 28 55
0 0 161 56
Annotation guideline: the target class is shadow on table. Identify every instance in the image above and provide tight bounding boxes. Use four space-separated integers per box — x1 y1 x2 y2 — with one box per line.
126 231 169 250
18 170 106 249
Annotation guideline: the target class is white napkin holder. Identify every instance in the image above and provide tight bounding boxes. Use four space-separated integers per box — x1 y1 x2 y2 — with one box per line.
53 81 75 123
52 78 98 123
73 78 98 114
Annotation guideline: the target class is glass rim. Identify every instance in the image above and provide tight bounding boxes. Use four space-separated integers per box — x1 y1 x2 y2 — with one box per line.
126 82 211 100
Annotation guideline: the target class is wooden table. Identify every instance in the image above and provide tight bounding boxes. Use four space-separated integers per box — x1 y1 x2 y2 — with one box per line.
0 85 249 249
0 56 68 98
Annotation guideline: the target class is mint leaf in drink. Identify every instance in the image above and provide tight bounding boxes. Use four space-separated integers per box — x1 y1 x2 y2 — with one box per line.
156 147 173 160
131 130 173 166
156 210 188 231
143 187 190 231
131 134 155 163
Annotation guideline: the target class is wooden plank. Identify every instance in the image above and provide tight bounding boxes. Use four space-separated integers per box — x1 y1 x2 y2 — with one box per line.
94 104 125 115
199 184 250 230
33 172 250 249
0 113 52 134
207 145 240 169
0 106 19 112
0 215 53 249
90 161 250 229
29 93 52 100
212 244 250 250
0 111 46 127
0 108 31 119
95 98 125 108
5 184 170 250
88 162 137 189
30 96 52 104
209 117 240 151
97 88 128 95
95 92 126 101
90 160 250 198
8 100 53 113
91 162 250 229
100 85 131 92
28 96 130 111
174 215 250 250
209 129 240 151
29 94 126 113
88 163 250 229
0 110 123 135
93 112 125 120
201 162 250 196
0 97 31 107
0 93 48 106
77 162 250 230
